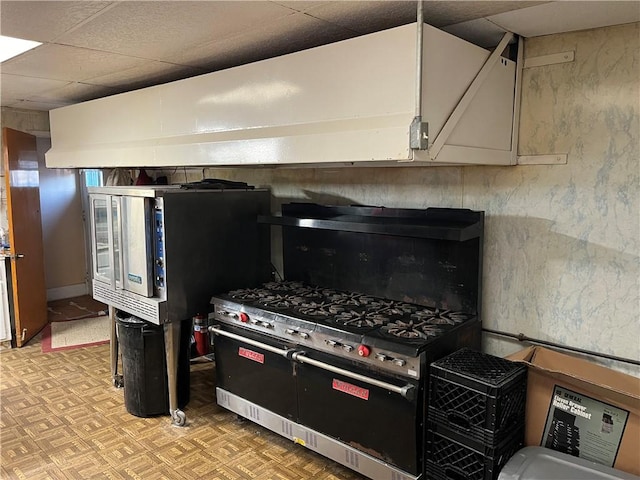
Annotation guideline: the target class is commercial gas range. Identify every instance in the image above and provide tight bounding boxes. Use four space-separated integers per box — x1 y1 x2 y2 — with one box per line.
208 203 484 480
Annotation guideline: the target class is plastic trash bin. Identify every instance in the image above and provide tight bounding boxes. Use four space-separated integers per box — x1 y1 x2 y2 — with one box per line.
498 446 639 480
116 312 191 417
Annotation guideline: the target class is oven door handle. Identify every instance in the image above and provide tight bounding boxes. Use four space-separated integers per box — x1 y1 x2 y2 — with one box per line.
291 351 416 401
208 325 293 358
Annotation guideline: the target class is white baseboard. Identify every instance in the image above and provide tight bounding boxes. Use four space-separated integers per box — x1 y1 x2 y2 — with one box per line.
47 283 89 301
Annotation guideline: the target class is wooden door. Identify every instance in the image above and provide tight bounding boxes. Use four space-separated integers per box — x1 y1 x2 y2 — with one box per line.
2 128 48 346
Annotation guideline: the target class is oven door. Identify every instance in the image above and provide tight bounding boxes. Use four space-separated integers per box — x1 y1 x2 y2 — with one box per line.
89 193 117 287
211 324 298 420
120 195 153 297
293 349 422 475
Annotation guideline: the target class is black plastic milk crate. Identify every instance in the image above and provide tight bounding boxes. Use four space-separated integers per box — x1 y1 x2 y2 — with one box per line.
428 348 527 445
426 422 523 480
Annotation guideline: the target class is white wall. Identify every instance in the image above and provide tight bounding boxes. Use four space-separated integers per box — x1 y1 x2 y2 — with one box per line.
165 22 639 375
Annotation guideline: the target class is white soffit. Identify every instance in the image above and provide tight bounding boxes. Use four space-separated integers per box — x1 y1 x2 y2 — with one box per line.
488 1 640 37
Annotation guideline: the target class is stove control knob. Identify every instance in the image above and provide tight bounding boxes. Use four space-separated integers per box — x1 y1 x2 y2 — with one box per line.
342 344 354 352
357 345 371 357
238 312 249 323
249 319 259 325
376 353 391 362
325 340 338 347
286 329 309 339
260 322 272 328
393 358 407 367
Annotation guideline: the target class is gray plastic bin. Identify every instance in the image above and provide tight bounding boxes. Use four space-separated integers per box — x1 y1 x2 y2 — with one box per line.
498 447 639 480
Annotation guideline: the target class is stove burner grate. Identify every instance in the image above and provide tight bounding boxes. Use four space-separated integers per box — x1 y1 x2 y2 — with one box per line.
295 302 345 317
228 288 270 301
411 308 468 325
259 294 309 309
223 281 472 346
380 320 445 340
333 309 389 328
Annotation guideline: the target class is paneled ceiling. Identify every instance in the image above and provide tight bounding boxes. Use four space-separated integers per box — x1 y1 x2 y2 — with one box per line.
1 0 639 112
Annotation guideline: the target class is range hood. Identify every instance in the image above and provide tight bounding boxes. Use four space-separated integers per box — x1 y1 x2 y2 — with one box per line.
46 22 519 169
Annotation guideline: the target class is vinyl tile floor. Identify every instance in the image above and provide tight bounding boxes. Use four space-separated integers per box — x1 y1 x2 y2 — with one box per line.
0 333 367 480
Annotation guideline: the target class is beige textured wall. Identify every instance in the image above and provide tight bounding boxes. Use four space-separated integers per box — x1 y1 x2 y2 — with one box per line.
166 23 639 375
37 137 87 290
465 22 639 375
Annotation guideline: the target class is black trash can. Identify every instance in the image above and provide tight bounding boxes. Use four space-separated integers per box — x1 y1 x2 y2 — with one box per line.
116 312 191 417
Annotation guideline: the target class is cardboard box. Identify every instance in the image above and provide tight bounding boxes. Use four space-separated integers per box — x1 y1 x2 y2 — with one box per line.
507 346 640 476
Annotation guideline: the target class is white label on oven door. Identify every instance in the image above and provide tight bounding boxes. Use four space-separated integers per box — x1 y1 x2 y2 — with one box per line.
238 347 265 364
332 379 369 400
408 369 418 377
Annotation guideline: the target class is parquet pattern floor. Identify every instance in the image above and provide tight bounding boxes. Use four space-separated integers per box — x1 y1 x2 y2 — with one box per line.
0 334 366 480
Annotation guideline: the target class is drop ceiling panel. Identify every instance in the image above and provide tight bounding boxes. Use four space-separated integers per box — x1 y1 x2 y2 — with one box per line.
489 1 640 37
422 1 549 27
304 1 416 34
272 1 329 13
442 18 510 48
1 44 147 82
4 99 72 111
55 1 298 62
30 82 121 104
86 61 206 89
163 12 356 70
0 1 113 42
1 73 71 105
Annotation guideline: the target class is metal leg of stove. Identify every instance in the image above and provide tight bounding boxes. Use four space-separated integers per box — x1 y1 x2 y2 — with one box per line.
163 321 186 426
109 306 123 388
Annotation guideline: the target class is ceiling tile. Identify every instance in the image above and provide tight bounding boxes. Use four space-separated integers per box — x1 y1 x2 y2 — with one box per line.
271 1 330 13
488 1 640 37
85 62 207 89
304 1 416 34
2 98 72 111
30 82 122 104
0 1 113 42
1 44 148 82
163 12 356 70
423 1 549 27
302 1 545 33
55 1 297 62
0 73 72 100
442 18 510 48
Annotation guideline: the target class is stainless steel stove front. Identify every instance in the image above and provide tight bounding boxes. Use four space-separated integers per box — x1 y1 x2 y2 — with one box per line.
210 298 423 379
